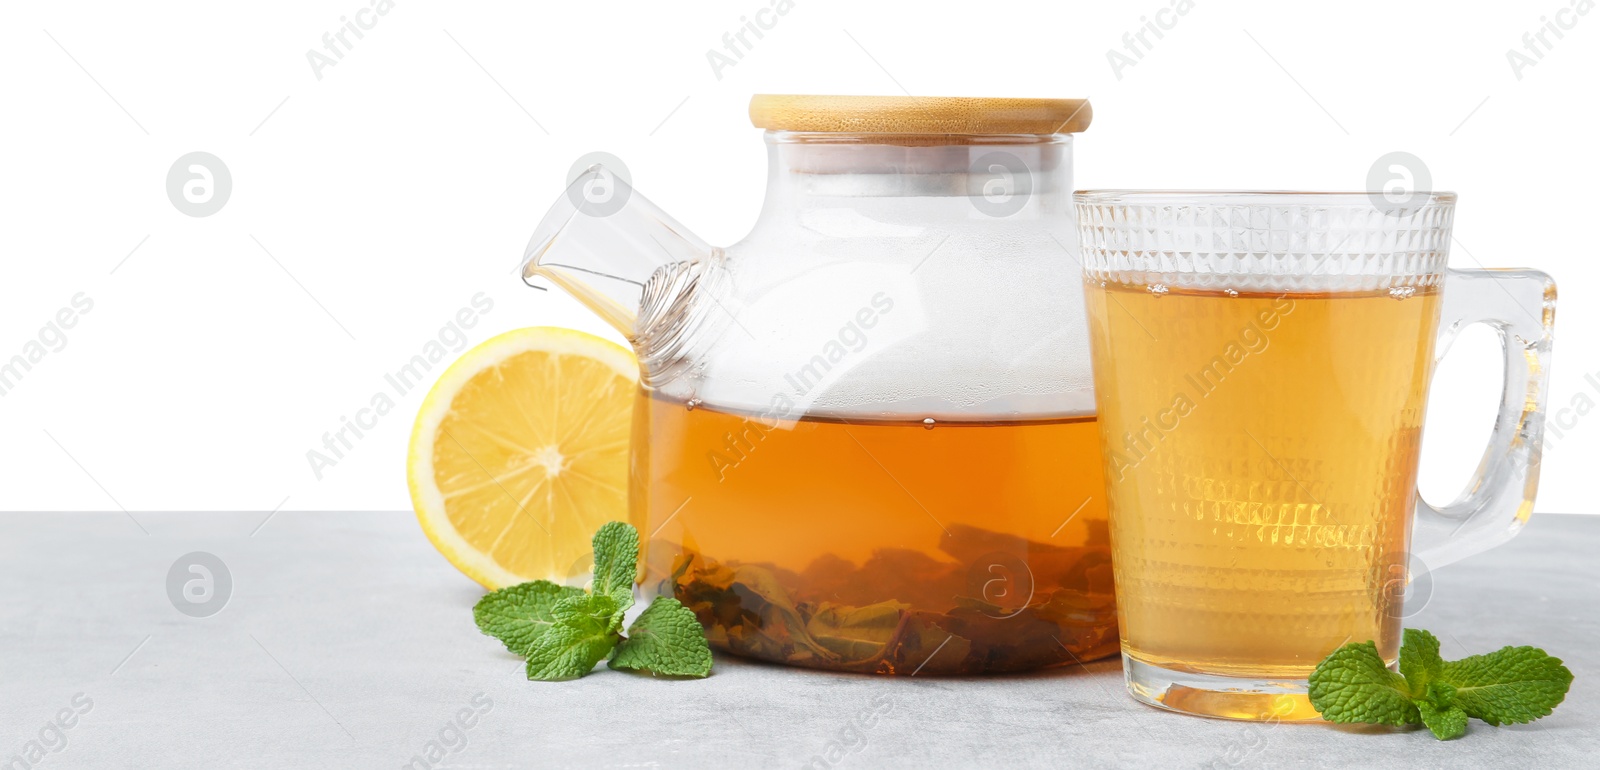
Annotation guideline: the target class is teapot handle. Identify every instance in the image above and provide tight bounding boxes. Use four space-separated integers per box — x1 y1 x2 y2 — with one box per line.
1410 267 1557 570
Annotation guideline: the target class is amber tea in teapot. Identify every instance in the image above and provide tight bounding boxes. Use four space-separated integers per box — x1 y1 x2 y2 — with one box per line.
525 95 1111 674
638 393 1117 675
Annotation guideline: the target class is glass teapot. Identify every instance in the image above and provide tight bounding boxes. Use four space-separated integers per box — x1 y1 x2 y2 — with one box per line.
522 95 1112 674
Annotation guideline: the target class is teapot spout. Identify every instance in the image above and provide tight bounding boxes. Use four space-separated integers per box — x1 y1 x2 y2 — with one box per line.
521 165 711 341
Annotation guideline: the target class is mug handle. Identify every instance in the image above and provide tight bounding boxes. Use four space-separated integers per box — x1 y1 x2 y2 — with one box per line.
1411 267 1557 569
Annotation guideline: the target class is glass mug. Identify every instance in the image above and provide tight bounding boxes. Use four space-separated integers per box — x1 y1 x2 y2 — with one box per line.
1074 191 1556 720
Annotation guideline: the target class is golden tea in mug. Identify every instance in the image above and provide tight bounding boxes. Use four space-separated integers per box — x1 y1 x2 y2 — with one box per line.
1075 189 1554 720
1085 281 1441 678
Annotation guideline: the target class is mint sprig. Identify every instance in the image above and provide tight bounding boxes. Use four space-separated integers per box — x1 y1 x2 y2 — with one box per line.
1309 628 1572 740
472 521 713 680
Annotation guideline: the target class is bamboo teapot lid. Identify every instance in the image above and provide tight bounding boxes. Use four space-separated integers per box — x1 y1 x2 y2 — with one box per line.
748 94 1092 135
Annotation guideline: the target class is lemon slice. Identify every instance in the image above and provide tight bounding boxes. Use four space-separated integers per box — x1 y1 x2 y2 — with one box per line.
407 327 638 589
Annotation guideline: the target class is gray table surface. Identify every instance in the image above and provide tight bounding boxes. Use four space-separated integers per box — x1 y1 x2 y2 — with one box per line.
1 510 1594 769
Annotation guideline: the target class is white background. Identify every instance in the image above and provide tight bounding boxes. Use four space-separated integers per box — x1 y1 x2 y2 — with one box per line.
0 0 1594 513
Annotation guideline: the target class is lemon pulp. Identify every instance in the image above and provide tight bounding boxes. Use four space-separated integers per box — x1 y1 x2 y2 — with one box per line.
407 327 637 589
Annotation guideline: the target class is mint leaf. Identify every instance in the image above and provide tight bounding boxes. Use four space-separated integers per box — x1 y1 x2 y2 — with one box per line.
1398 628 1444 698
1418 699 1468 740
1308 641 1417 726
1424 680 1457 708
473 580 587 655
1441 645 1573 725
1414 679 1465 739
609 597 713 678
524 623 619 681
553 592 625 633
524 595 622 681
590 521 640 609
1414 679 1466 739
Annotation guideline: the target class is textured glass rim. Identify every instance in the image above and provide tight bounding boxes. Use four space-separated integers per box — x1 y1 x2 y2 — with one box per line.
1072 189 1456 291
1073 189 1456 207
